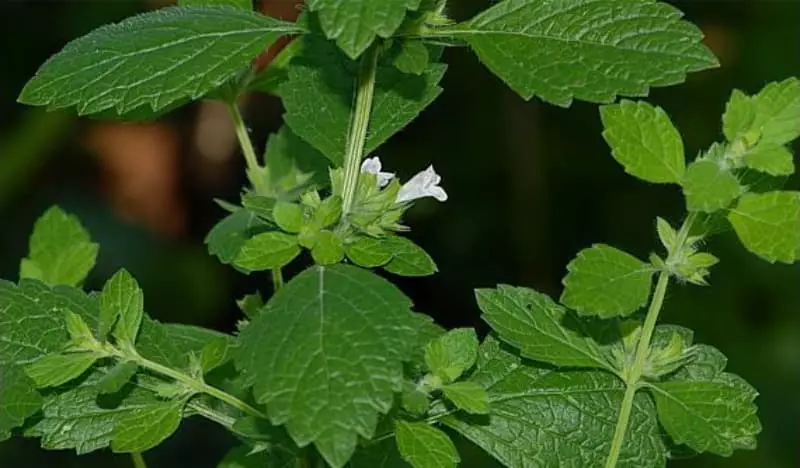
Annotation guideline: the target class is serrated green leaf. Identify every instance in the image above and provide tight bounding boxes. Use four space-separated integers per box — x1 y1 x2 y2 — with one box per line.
477 285 613 371
18 7 300 115
346 236 394 268
307 0 422 59
111 398 185 453
260 125 331 197
409 313 446 375
383 236 437 277
743 143 795 176
723 89 756 142
101 269 144 344
311 230 345 265
180 0 251 9
234 265 416 467
97 361 138 395
25 352 99 388
600 100 685 183
649 344 760 456
0 364 43 436
200 336 230 373
65 310 94 341
20 206 98 287
205 209 271 265
728 191 800 263
424 328 478 383
234 231 301 271
444 336 667 467
273 201 306 233
282 36 445 166
561 244 654 318
442 381 489 415
314 196 343 228
396 421 459 468
401 381 430 416
447 0 717 106
748 78 800 146
393 40 430 75
682 160 742 213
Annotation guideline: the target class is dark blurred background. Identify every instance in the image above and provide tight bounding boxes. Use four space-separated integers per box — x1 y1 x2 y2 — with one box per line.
0 0 798 467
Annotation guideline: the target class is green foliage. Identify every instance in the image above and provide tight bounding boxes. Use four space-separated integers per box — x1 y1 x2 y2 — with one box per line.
234 231 301 271
424 328 478 383
110 399 186 453
25 352 99 388
0 364 42 440
441 381 489 415
179 0 251 10
728 191 800 263
396 420 460 468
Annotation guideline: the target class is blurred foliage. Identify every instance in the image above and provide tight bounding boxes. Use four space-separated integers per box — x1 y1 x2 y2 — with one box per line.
0 1 798 467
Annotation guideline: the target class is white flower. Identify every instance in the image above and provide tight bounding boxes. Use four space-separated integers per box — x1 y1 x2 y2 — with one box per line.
360 157 394 188
396 165 448 203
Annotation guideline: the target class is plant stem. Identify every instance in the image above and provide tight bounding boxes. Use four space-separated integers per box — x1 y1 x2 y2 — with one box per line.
341 45 380 216
131 452 147 468
604 212 697 468
271 267 284 291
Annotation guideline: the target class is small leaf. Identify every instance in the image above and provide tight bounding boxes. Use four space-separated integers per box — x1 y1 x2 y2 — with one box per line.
682 160 742 213
749 78 800 146
314 196 343 228
234 232 301 271
237 292 264 319
97 361 138 395
65 310 94 342
424 328 478 383
600 100 685 184
477 285 613 371
401 382 430 416
728 191 800 263
656 217 678 253
311 231 345 265
442 381 489 415
383 236 437 277
743 144 795 176
396 421 460 468
273 202 306 233
20 206 98 287
393 40 430 75
448 0 717 106
205 210 271 265
200 336 230 373
346 237 393 268
25 353 98 388
102 269 145 344
561 244 654 318
0 364 43 436
18 7 300 115
723 89 756 142
111 399 185 453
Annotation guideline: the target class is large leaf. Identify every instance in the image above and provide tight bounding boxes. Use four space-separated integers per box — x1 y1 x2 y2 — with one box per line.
728 191 800 263
444 337 666 467
306 0 422 59
444 0 717 106
234 265 417 467
477 285 613 370
18 6 300 115
282 36 445 166
110 399 186 453
19 206 98 287
0 364 42 439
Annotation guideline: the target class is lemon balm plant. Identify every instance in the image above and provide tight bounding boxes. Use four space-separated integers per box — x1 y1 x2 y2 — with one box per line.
2 0 799 467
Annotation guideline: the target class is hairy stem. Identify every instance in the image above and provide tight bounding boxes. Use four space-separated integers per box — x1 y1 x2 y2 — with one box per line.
341 45 380 216
604 212 697 468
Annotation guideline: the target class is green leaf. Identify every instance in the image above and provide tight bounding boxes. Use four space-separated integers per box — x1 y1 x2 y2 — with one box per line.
448 0 717 106
65 310 94 342
25 352 99 388
383 236 437 277
248 40 300 96
260 125 331 196
600 100 686 183
237 292 264 319
401 382 430 416
97 361 138 395
205 210 271 265
723 89 756 142
311 230 345 265
218 444 300 468
273 202 306 233
20 206 98 287
396 421 459 468
442 381 489 415
743 78 800 146
444 337 667 467
0 364 43 437
682 160 742 213
234 265 416 467
728 191 800 263
649 344 760 456
110 398 185 453
234 231 301 271
408 313 446 374
306 0 422 59
393 40 430 75
743 143 795 176
101 269 144 344
476 285 612 370
346 236 394 268
314 196 343 228
561 244 654 318
424 328 478 383
200 336 230 373
179 0 251 9
282 36 445 166
18 6 300 115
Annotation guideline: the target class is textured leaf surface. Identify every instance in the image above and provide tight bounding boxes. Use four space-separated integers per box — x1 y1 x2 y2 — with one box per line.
728 191 800 263
0 364 42 437
234 265 416 467
743 144 795 176
442 381 490 415
20 206 98 287
724 78 800 145
383 236 437 277
477 285 612 370
650 344 761 456
234 231 301 271
448 0 717 106
101 269 144 343
307 0 421 59
600 100 685 183
111 399 185 453
682 160 741 213
205 210 271 265
282 36 445 166
396 421 459 468
97 361 138 394
444 337 667 468
424 328 478 383
18 6 300 115
561 244 654 318
346 237 393 268
25 352 98 388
